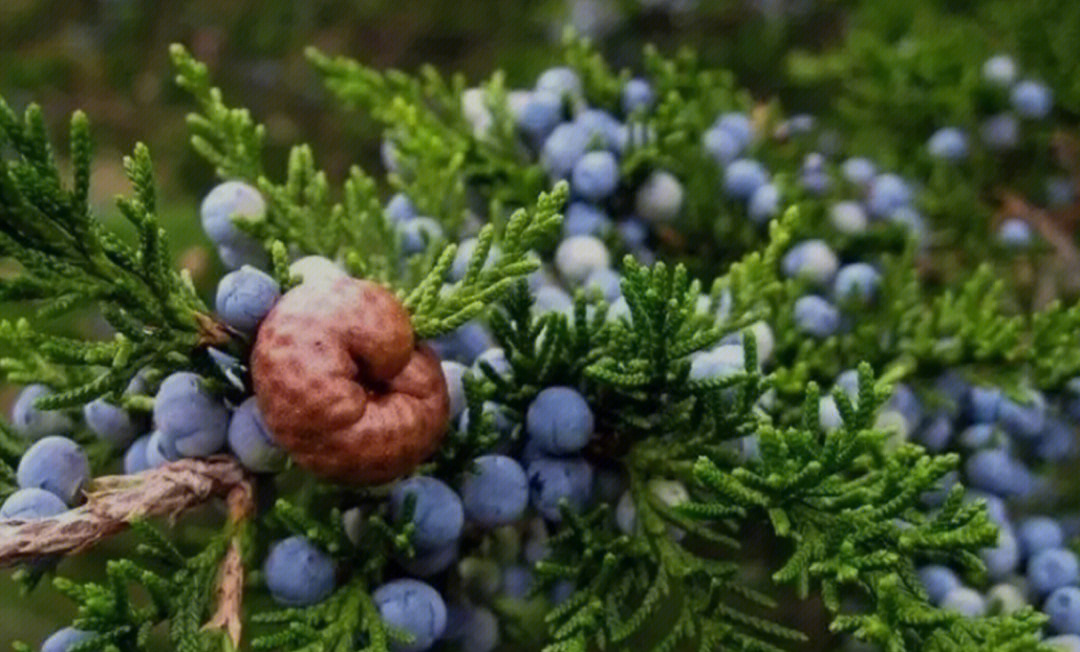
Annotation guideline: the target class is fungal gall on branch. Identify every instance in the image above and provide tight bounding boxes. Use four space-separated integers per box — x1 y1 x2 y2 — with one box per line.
251 276 451 484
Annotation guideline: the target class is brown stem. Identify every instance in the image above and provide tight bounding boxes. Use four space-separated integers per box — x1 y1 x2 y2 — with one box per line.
998 191 1080 299
204 538 244 647
0 456 249 567
203 482 255 648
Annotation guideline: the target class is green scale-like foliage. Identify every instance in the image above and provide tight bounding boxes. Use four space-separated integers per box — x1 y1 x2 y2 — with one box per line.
688 365 1036 650
0 101 216 408
7 520 244 652
3 26 1080 652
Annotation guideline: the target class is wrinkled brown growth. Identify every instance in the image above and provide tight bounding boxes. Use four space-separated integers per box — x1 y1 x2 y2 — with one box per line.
251 277 450 484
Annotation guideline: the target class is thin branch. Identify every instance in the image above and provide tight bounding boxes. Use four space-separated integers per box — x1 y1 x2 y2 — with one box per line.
999 191 1080 299
204 539 245 648
204 482 255 648
0 456 250 567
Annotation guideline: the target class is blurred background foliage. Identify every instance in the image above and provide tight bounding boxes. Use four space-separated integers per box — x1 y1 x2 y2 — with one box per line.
5 0 1080 207
3 0 1080 647
2 0 844 199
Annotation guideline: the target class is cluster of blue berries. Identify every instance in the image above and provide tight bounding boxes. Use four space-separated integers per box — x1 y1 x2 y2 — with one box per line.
980 54 1053 142
4 385 92 520
457 61 1080 651
217 61 1077 652
9 50 1080 651
905 374 1080 644
465 64 676 267
926 54 1056 248
5 182 323 650
249 381 598 652
286 67 683 650
699 89 933 344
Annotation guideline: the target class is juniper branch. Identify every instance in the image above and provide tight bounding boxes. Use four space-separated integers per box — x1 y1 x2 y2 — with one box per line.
689 365 1047 650
0 98 227 405
0 456 251 567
